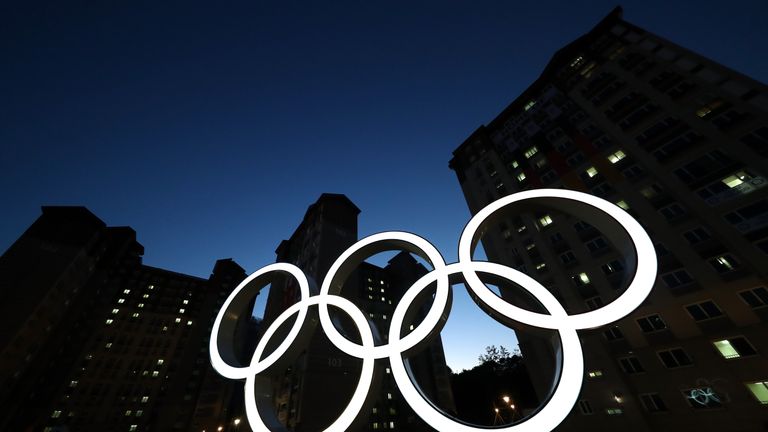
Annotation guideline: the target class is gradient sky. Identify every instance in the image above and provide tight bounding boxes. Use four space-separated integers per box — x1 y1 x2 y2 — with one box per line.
2 0 767 372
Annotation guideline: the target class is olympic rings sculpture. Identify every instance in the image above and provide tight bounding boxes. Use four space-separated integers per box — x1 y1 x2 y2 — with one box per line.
210 189 657 432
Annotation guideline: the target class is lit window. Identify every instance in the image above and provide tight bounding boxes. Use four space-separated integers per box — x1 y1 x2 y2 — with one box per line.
138 303 144 308
524 146 539 158
69 380 78 387
746 381 768 404
524 100 536 111
586 166 598 178
118 298 125 304
539 215 553 226
710 254 738 273
123 289 131 294
105 319 113 325
389 422 395 429
517 172 526 182
105 342 113 349
143 294 149 298
175 318 181 323
372 407 378 414
607 150 627 163
606 408 623 415
380 280 384 285
713 337 756 359
187 320 193 326
52 410 62 418
179 308 185 314
588 370 603 378
695 99 724 118
578 273 590 284
386 367 391 374
130 425 137 432
182 299 188 305
136 410 143 417
132 313 139 318
141 396 149 403
536 263 547 270
148 284 154 290
157 359 164 365
125 410 131 416
616 200 630 210
162 326 168 332
387 392 392 400
511 160 519 168
112 309 119 314
517 225 526 233
152 371 159 377
383 315 387 320
381 297 385 302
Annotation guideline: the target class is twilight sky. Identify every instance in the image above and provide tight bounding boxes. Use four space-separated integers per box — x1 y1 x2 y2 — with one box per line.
2 0 766 371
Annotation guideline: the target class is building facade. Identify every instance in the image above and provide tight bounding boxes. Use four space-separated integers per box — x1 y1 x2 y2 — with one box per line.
261 193 455 431
449 7 768 431
0 207 247 432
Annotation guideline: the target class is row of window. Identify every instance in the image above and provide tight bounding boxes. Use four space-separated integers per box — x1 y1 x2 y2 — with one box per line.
579 380 768 416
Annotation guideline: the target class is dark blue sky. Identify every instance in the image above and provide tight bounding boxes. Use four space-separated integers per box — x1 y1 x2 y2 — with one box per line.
2 0 766 370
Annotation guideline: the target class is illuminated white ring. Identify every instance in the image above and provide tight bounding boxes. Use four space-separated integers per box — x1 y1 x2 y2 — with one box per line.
209 262 311 380
390 261 582 432
318 231 449 359
244 295 376 432
459 188 657 330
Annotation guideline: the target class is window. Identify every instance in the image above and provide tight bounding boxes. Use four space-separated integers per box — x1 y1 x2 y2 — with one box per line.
602 260 624 275
746 381 768 404
604 326 624 341
713 337 756 359
622 164 645 179
539 215 553 227
586 237 608 252
724 199 768 233
685 301 723 321
511 160 519 169
640 184 663 199
607 150 627 163
560 251 577 264
619 356 644 374
524 146 539 158
586 296 604 310
105 319 114 325
573 272 591 285
683 227 711 244
640 393 668 412
52 410 62 418
615 200 630 210
112 309 119 314
659 203 687 220
585 166 598 178
517 172 527 182
662 269 694 289
683 388 723 409
578 400 593 415
709 254 739 273
141 396 149 403
587 370 603 378
637 314 667 332
739 286 768 308
658 348 693 368
606 408 623 415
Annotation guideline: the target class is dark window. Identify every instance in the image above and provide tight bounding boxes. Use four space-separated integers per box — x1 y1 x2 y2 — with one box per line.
640 393 668 412
637 314 667 332
658 348 693 368
604 326 624 341
685 301 723 321
739 287 768 308
619 356 644 374
683 227 711 244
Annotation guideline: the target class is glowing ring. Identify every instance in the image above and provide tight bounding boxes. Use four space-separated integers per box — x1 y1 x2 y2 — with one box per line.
210 189 658 432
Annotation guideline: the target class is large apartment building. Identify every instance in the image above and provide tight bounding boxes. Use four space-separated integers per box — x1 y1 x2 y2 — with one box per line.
261 193 455 431
449 7 768 431
0 207 248 432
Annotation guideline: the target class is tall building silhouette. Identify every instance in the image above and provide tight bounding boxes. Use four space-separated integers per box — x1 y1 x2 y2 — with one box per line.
0 207 247 432
261 193 455 431
450 7 767 432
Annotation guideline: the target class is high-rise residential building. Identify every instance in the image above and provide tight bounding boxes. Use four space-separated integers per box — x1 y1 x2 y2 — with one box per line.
261 193 455 431
449 7 767 432
0 206 247 432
